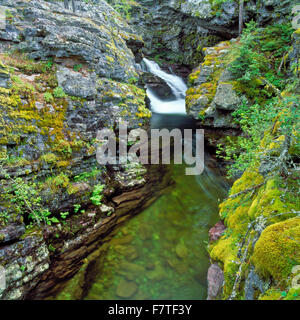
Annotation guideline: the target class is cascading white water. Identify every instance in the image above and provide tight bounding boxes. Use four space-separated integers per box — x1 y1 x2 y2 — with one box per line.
143 58 187 114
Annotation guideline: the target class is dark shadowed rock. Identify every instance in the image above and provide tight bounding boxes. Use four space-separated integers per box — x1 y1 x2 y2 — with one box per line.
0 223 25 244
141 72 175 99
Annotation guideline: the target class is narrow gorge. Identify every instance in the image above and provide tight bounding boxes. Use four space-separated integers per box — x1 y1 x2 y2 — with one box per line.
0 0 299 301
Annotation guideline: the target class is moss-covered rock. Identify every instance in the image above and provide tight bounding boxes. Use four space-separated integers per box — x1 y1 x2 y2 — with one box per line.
208 130 299 300
252 217 300 283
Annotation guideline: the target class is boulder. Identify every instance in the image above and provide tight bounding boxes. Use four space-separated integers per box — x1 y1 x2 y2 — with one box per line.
57 66 96 100
213 83 241 111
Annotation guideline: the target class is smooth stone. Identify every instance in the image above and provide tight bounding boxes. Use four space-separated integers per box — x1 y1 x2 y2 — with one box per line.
175 243 189 259
118 261 145 275
146 263 167 281
116 279 138 298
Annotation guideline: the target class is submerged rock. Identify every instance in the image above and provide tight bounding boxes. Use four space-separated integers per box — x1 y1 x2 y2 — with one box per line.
116 279 138 298
119 261 145 275
175 242 189 259
145 263 167 281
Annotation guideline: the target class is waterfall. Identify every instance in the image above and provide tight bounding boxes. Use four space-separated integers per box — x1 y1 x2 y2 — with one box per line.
143 58 187 114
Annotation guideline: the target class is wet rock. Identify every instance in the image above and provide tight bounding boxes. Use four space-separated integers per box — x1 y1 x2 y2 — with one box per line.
114 245 139 261
207 263 224 300
167 258 188 274
119 261 145 276
146 263 167 281
209 221 226 242
140 72 174 99
116 279 138 298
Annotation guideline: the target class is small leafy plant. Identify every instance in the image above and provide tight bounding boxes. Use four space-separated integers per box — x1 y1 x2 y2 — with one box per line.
73 64 82 72
90 184 105 206
44 91 54 103
53 86 66 98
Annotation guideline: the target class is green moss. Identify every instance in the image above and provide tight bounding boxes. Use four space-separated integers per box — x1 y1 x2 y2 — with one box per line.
186 40 231 115
209 235 239 297
53 86 67 98
44 92 54 103
43 173 70 192
99 78 151 120
209 168 299 299
39 153 57 165
252 217 300 282
248 176 299 221
259 287 300 300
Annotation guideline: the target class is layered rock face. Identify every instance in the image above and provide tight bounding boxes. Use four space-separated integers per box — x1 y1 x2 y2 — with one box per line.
0 0 167 300
126 0 297 71
0 0 143 80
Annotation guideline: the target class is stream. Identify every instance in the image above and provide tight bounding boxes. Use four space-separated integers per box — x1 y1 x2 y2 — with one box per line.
57 59 229 300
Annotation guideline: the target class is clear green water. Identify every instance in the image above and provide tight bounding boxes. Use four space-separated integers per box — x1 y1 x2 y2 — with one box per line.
83 162 228 300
